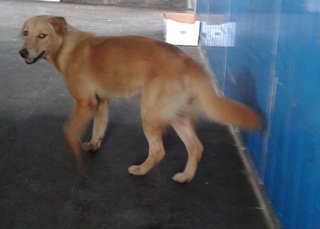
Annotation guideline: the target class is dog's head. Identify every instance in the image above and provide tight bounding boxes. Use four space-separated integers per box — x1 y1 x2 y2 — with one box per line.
19 15 67 64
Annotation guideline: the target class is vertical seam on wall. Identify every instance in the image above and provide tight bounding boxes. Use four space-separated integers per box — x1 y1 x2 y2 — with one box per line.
198 47 223 94
261 2 282 181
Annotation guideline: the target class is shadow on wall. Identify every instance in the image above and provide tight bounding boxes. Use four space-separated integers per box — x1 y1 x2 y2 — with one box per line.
225 67 258 107
225 66 267 132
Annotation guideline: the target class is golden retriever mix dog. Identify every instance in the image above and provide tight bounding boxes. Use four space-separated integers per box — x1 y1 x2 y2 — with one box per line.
19 15 260 183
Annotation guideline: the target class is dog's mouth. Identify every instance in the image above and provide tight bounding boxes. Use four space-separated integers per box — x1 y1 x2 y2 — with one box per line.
24 51 46 64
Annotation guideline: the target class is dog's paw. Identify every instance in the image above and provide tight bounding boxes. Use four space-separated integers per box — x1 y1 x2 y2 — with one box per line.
172 172 192 183
81 142 100 152
128 165 146 176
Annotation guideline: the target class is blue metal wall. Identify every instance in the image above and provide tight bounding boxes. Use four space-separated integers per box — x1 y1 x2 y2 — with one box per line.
196 0 320 228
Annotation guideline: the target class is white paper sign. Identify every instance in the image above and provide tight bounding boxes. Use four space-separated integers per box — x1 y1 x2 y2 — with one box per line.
201 22 236 47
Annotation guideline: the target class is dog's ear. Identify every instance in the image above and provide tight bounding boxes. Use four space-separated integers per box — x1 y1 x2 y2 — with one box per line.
50 16 67 34
20 22 27 38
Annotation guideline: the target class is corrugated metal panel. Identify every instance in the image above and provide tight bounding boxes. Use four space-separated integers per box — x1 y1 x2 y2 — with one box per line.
197 0 320 228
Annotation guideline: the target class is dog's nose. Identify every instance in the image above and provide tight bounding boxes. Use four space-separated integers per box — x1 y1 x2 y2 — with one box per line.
19 48 29 58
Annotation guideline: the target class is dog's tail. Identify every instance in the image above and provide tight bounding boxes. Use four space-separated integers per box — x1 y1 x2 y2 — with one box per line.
191 71 261 130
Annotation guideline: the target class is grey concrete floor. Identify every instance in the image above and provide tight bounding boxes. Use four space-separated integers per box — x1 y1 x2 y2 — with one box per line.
0 1 270 228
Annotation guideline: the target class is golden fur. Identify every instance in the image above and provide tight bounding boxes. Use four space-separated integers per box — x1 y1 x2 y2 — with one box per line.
19 15 260 183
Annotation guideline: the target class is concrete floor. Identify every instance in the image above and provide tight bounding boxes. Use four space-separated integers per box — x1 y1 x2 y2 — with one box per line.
0 1 270 228
62 0 190 10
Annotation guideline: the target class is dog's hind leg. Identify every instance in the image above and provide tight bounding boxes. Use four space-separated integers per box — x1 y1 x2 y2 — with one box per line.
63 99 96 166
170 113 203 183
81 98 109 152
128 112 166 176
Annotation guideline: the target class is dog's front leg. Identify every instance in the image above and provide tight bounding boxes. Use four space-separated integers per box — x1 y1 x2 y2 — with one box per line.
63 100 95 165
81 98 109 152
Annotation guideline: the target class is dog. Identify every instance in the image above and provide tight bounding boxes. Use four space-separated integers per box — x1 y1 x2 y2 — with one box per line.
19 15 260 183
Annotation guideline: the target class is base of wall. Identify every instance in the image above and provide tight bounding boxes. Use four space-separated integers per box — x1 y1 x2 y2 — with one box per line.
198 47 279 229
229 127 280 229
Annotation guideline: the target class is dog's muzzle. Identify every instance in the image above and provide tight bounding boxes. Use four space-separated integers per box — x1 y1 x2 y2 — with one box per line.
19 48 29 58
19 48 45 64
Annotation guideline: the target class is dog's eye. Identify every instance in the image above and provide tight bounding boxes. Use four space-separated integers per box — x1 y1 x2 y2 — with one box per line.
23 30 29 37
38 33 47 39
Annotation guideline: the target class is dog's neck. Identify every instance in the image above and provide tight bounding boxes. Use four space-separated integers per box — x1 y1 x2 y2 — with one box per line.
46 27 93 76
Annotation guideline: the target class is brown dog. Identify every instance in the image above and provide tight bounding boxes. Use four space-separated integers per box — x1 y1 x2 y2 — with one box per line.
19 15 260 183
